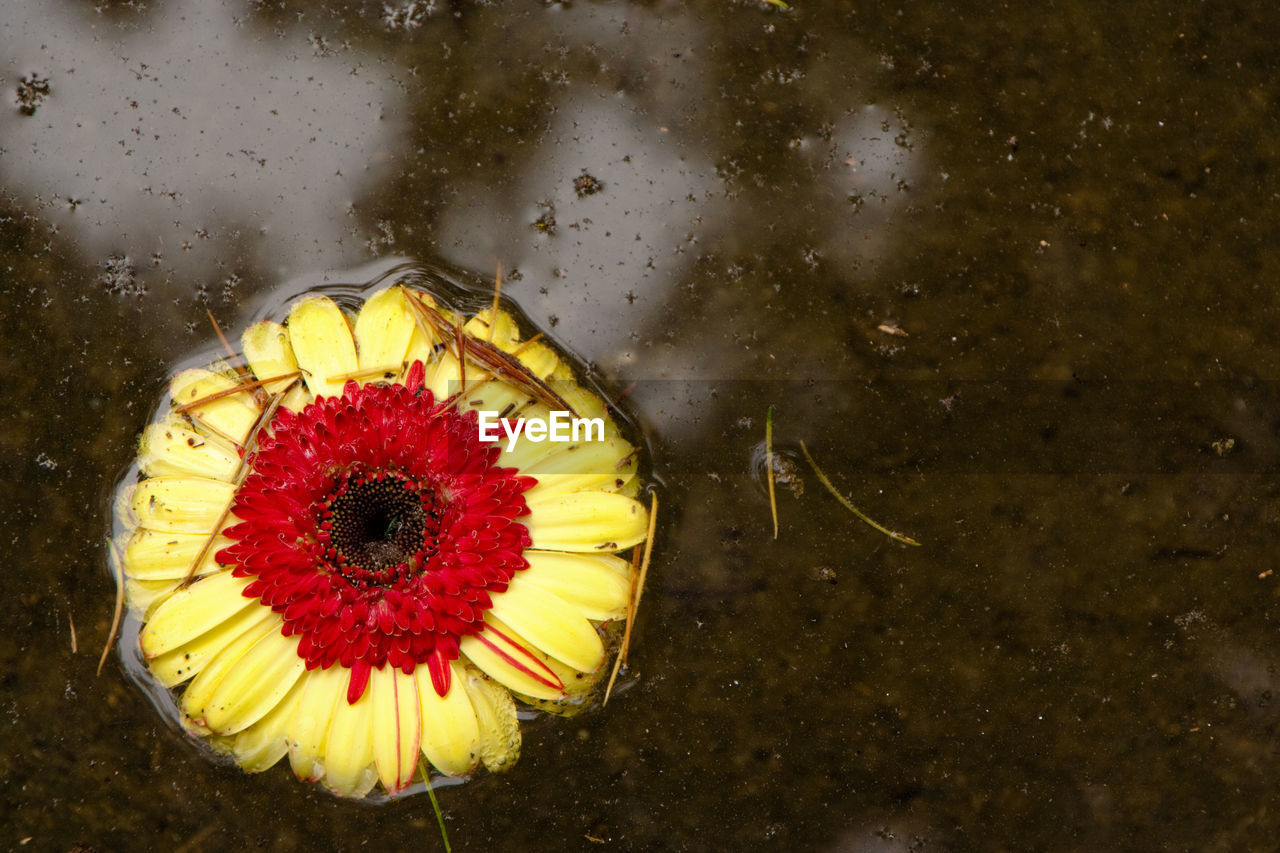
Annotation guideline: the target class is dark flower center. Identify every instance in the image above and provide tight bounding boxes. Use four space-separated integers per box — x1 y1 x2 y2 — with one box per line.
323 472 440 583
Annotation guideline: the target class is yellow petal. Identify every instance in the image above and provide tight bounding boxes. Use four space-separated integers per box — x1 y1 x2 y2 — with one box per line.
140 570 256 657
169 368 262 445
488 578 604 673
130 477 235 535
559 383 619 436
138 417 241 481
402 292 443 369
422 349 463 401
230 676 306 772
241 321 299 394
519 642 614 716
458 382 535 425
414 661 481 777
149 601 274 687
520 435 639 500
287 296 358 398
494 403 561 469
514 341 562 381
288 664 347 782
464 308 521 350
125 577 182 618
524 491 649 552
201 628 306 735
122 529 232 582
179 615 279 726
323 682 378 797
461 671 521 773
354 286 417 377
460 616 566 701
241 321 310 411
520 550 632 622
371 666 421 793
404 326 439 367
546 380 622 445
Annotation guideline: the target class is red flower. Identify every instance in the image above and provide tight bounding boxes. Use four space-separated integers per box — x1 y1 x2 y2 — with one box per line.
218 361 536 705
118 282 651 797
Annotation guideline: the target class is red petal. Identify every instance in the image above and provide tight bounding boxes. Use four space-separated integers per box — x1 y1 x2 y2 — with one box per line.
346 660 372 704
426 648 451 698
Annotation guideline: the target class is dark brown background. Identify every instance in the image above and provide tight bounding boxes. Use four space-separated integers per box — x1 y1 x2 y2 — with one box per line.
4 0 1280 850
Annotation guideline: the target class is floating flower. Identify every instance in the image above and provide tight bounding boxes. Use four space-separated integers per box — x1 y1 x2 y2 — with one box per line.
114 274 650 798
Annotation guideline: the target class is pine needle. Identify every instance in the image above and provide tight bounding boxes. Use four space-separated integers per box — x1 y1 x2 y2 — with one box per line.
206 309 244 373
98 538 125 676
604 491 658 706
489 262 502 342
455 313 467 390
403 289 576 416
766 406 778 539
799 441 921 547
508 332 544 356
174 371 301 414
630 492 658 622
328 365 400 383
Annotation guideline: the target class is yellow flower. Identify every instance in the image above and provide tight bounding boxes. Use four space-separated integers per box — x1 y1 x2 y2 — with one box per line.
116 281 649 798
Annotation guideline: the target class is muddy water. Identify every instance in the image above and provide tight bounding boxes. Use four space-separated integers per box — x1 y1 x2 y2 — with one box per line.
5 0 1280 850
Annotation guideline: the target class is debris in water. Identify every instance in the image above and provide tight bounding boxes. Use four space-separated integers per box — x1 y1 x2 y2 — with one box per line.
99 254 144 297
766 406 778 539
383 0 434 30
16 74 50 116
877 322 908 337
800 441 921 547
573 171 604 198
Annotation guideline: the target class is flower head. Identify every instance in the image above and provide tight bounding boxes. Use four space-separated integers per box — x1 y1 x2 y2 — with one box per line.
116 277 649 798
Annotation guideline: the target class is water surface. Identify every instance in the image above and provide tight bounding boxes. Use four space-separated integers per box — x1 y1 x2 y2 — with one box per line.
5 1 1280 850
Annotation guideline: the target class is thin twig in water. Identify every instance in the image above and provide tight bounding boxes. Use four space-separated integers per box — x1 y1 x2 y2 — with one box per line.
172 823 216 853
180 411 243 451
630 493 658 628
328 365 399 384
799 442 921 546
206 309 247 375
421 766 452 853
174 371 301 414
455 313 466 391
489 262 502 342
508 332 543 356
609 381 637 409
69 611 78 654
604 492 658 705
403 289 576 416
98 538 125 676
766 406 778 540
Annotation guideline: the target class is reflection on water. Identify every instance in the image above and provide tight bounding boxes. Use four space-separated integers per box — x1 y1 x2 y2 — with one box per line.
437 93 723 372
434 1 724 374
0 0 404 280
